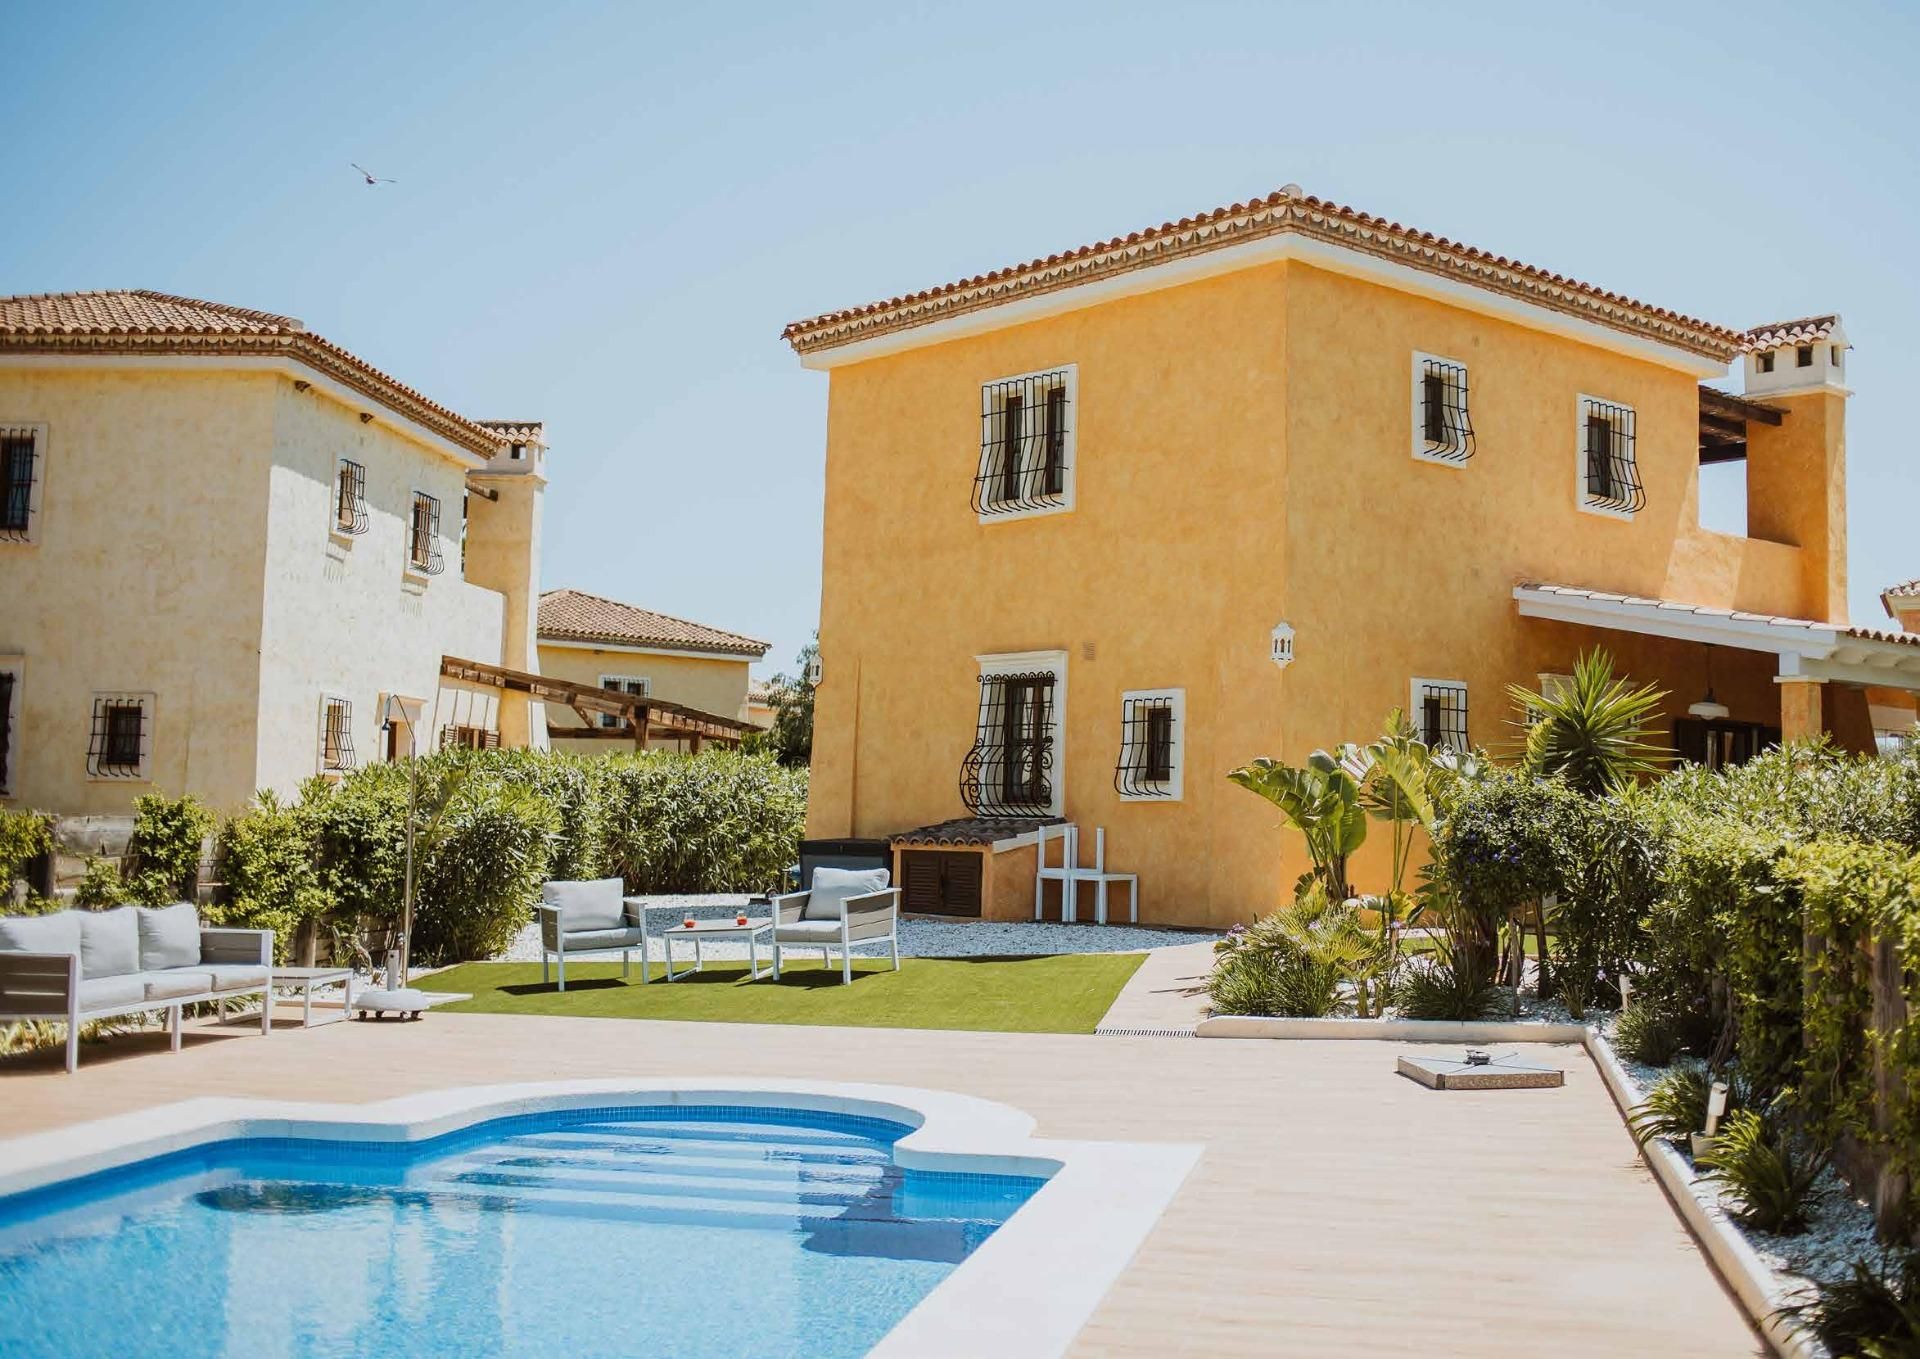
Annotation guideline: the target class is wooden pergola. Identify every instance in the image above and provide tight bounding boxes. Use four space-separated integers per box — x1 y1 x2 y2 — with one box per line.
439 656 749 752
1698 386 1784 465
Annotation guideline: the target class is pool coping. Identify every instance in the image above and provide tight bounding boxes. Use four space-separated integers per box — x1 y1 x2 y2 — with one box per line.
0 1077 1203 1359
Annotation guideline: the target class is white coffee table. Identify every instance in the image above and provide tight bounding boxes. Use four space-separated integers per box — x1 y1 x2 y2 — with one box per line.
270 965 356 1028
658 917 774 982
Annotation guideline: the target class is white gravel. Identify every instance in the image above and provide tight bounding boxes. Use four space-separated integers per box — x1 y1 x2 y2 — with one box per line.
497 894 1220 963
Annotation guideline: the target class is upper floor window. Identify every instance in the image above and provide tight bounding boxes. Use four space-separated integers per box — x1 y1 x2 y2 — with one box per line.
1578 396 1644 516
1115 688 1184 800
1412 678 1469 755
1 425 45 543
319 695 356 773
961 652 1065 816
334 458 368 536
974 367 1075 519
1412 354 1473 465
598 675 650 728
0 664 18 796
408 491 444 575
1757 351 1776 374
1796 345 1814 368
87 692 153 781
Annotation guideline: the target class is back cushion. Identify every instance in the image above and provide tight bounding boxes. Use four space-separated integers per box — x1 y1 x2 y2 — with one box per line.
0 911 83 957
80 907 142 978
137 902 203 971
802 866 890 922
543 878 625 932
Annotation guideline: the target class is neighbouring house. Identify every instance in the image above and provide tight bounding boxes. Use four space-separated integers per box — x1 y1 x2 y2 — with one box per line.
782 184 1916 929
537 588 769 753
742 680 776 730
0 290 547 818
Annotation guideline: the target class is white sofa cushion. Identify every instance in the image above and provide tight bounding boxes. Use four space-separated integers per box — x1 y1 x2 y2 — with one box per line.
774 920 845 942
77 975 146 1010
555 926 646 951
137 903 202 971
201 964 271 992
80 907 141 978
802 866 889 922
138 969 210 1001
543 879 625 932
0 911 82 957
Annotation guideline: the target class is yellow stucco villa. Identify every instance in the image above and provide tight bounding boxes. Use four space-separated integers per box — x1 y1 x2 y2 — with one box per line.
0 290 547 816
783 184 1920 929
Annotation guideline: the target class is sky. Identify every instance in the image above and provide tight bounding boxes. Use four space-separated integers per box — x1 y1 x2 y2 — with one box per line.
4 1 1918 677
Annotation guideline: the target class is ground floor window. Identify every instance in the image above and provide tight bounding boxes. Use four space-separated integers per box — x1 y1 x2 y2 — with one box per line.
961 652 1066 816
87 692 153 780
1115 688 1184 800
1412 678 1469 754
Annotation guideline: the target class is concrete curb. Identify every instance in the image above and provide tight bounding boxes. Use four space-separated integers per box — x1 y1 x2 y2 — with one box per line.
1194 1014 1588 1043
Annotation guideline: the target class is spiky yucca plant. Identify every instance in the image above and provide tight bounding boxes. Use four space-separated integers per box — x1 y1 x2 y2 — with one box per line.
1205 883 1385 1018
1786 1250 1920 1359
1698 1106 1828 1234
1510 649 1669 795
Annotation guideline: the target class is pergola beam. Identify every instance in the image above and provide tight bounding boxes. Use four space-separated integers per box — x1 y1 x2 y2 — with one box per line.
441 655 748 745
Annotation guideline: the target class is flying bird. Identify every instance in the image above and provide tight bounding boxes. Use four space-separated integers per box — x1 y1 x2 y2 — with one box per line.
351 163 396 186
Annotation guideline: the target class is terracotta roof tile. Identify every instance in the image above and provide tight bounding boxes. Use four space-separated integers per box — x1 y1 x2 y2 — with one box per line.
1743 315 1839 351
889 816 1063 847
0 290 506 458
783 184 1747 362
538 588 769 657
477 419 546 443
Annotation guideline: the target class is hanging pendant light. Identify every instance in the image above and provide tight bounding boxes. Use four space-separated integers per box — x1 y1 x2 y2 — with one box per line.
1688 646 1730 721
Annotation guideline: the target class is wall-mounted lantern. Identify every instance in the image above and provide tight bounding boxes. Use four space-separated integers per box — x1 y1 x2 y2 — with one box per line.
1270 622 1295 669
806 655 823 687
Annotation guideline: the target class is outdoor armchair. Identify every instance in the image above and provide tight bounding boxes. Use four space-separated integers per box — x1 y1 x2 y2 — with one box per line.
538 878 646 991
768 865 901 985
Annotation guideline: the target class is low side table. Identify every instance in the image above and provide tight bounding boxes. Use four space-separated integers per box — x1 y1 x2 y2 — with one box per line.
271 966 356 1028
659 917 774 982
625 897 771 984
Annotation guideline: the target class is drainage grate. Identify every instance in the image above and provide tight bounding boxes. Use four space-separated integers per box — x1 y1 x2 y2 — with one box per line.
1094 1027 1196 1039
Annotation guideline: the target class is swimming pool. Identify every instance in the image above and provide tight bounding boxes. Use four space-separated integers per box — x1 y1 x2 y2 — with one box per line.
0 1104 1046 1359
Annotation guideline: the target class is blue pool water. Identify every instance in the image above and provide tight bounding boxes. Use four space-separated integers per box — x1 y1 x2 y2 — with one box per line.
0 1105 1046 1359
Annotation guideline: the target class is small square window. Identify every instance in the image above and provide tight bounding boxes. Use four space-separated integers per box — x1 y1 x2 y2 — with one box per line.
975 368 1074 518
1116 689 1185 800
1831 345 1843 370
1412 354 1473 464
88 693 153 780
408 492 444 575
334 458 368 536
320 696 356 773
1579 396 1643 516
598 675 650 728
1757 352 1775 374
1 425 45 543
1412 679 1469 755
1797 345 1814 368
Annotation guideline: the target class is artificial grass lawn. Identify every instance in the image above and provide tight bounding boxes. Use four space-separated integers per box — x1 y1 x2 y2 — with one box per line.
427 952 1147 1035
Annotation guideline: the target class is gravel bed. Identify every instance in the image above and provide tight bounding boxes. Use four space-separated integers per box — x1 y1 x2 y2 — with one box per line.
497 895 1221 963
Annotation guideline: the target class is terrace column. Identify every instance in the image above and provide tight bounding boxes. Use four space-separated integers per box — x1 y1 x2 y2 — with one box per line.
1777 675 1825 742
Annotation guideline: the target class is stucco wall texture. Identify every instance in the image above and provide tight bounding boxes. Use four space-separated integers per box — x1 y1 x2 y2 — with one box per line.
805 258 1850 928
0 363 509 816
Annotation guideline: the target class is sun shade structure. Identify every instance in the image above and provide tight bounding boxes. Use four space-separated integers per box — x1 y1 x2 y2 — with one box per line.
440 656 749 749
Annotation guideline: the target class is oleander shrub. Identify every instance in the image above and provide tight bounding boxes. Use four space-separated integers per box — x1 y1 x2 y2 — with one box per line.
213 790 330 959
483 747 609 882
123 791 216 905
408 768 560 965
73 858 130 908
599 749 808 894
0 807 52 892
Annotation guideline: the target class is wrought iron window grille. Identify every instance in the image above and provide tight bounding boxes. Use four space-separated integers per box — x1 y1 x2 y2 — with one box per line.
409 492 445 574
1114 696 1178 797
960 671 1057 815
974 371 1071 515
321 698 356 772
1417 359 1474 463
87 694 149 778
1581 399 1644 514
1 428 39 540
1415 681 1469 755
335 460 369 535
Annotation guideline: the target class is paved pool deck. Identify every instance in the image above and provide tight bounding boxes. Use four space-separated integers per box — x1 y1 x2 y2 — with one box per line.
0 1012 1763 1357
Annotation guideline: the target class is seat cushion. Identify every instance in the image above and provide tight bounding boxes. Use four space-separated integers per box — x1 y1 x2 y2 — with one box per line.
136 969 212 1001
774 920 845 942
802 866 890 922
77 975 147 1010
542 878 625 932
553 926 645 951
0 911 82 957
80 906 141 978
201 964 271 992
137 903 202 971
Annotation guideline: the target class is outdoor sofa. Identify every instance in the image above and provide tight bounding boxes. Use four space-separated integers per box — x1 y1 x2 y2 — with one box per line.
538 877 647 991
769 865 901 984
0 902 274 1073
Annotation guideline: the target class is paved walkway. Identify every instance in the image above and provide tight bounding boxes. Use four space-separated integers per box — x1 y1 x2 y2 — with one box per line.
1096 940 1215 1032
0 1012 1761 1356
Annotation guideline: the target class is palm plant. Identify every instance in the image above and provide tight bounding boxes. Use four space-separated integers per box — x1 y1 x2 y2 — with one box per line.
1227 749 1368 901
1510 648 1669 795
1207 883 1386 1017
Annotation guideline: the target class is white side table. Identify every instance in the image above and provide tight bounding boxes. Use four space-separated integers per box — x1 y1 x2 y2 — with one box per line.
658 918 774 982
625 897 771 984
270 966 356 1028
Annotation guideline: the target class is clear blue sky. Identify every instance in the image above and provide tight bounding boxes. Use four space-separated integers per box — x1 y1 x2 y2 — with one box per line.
5 1 1917 675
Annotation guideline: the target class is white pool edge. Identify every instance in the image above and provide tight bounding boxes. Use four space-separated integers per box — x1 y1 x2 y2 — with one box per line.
0 1078 1201 1359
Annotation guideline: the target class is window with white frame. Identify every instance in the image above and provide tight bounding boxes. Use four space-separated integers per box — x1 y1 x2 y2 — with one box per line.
974 367 1075 518
319 695 356 773
1412 678 1469 755
408 491 444 574
0 661 20 796
1115 688 1184 800
1 424 46 543
1578 395 1643 515
961 651 1066 816
87 692 153 781
1412 354 1473 464
1523 672 1573 728
598 675 650 728
333 458 368 536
